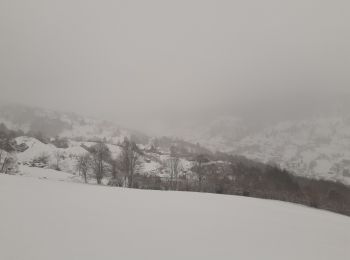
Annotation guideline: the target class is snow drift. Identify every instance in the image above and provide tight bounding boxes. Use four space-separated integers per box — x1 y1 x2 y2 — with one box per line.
0 174 349 260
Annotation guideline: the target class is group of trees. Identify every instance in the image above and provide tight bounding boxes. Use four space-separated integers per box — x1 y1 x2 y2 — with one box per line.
75 137 141 186
90 142 111 184
75 139 186 190
0 149 16 174
183 155 350 216
118 138 140 187
76 153 91 183
166 146 181 190
73 138 350 216
191 154 210 192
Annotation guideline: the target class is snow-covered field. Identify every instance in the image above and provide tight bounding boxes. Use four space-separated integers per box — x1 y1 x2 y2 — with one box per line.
0 175 349 260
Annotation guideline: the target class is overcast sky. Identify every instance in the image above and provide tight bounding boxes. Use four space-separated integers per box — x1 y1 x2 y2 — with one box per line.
1 0 349 132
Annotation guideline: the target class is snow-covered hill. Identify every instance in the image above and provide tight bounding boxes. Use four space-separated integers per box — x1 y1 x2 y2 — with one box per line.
0 174 348 260
0 104 180 178
14 136 88 173
0 104 139 144
176 116 350 185
165 116 250 152
233 117 350 185
11 135 194 182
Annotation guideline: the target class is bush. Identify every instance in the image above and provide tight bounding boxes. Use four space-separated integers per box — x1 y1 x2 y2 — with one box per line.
51 137 69 148
31 153 50 167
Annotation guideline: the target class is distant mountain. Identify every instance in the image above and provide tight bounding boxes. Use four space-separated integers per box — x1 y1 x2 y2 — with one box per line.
0 104 146 144
0 104 207 179
165 116 252 152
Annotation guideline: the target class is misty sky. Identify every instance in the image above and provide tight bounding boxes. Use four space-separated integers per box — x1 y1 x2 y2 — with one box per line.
1 0 349 132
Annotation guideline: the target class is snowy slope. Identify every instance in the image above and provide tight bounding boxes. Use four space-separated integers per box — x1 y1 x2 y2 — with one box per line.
0 104 135 144
13 136 194 180
15 136 57 161
176 116 350 185
0 174 349 260
167 116 249 152
17 165 79 182
233 117 350 185
15 136 88 173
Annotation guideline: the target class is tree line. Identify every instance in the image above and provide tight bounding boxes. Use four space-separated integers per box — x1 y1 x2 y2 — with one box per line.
74 139 350 216
75 137 141 187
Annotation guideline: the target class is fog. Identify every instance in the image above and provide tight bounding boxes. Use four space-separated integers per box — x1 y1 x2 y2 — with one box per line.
1 0 349 133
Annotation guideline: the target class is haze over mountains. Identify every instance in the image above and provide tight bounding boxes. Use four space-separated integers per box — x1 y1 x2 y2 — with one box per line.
1 1 350 259
2 0 350 132
176 114 350 185
0 103 349 186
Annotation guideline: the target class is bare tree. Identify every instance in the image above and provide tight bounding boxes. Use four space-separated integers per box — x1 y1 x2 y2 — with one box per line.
110 158 119 179
53 150 64 171
0 150 5 171
167 146 182 190
119 137 140 188
76 153 92 183
0 150 16 174
0 137 15 153
107 158 125 186
0 134 17 174
90 142 111 184
192 154 209 192
32 152 50 167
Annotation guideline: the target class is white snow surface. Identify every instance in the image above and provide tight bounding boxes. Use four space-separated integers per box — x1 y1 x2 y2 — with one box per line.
17 165 79 182
15 136 57 161
0 174 349 260
15 136 88 173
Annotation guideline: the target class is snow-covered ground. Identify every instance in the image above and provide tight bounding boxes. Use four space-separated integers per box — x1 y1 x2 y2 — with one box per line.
17 165 80 182
15 136 87 173
0 174 349 260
